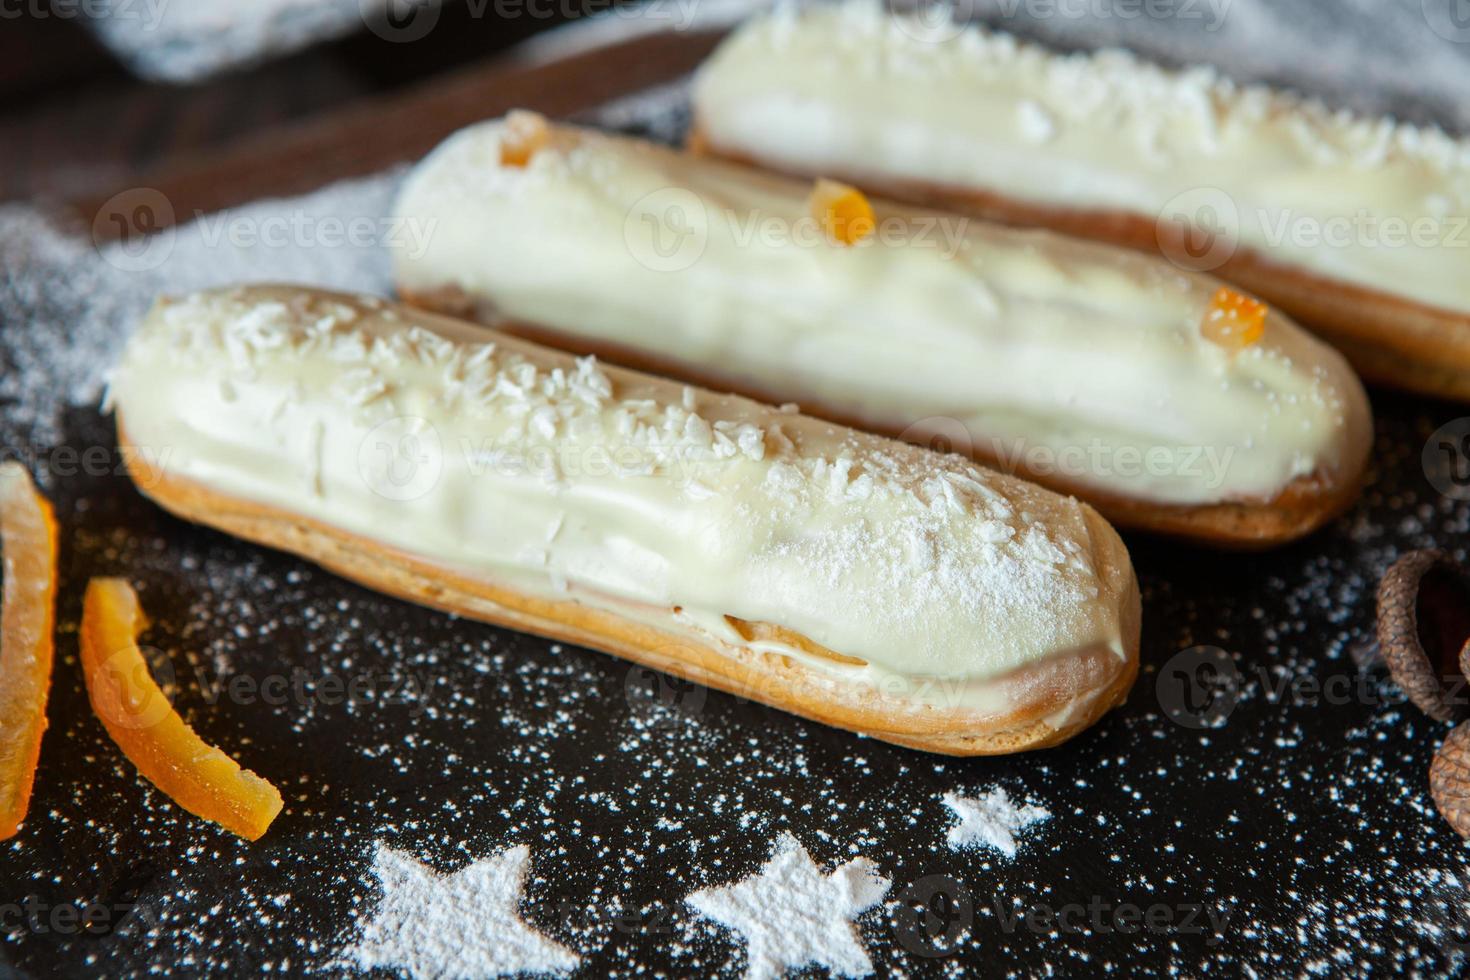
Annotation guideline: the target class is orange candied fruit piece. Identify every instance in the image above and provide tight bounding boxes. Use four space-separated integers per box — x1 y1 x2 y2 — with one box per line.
80 578 283 841
499 110 550 168
1201 286 1268 349
0 463 58 840
808 178 876 246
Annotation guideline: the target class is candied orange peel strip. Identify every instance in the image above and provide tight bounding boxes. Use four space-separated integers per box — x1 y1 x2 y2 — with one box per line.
80 578 283 841
0 463 58 840
808 178 876 246
1201 286 1268 349
500 110 550 168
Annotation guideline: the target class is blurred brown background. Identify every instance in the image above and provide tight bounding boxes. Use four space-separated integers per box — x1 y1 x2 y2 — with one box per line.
5 0 1467 211
0 3 601 205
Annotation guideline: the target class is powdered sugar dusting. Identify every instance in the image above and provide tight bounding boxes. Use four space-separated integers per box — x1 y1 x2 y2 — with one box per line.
943 787 1050 857
685 831 890 980
0 173 398 458
348 842 580 978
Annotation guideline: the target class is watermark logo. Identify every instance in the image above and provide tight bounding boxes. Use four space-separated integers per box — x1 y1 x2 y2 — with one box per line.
893 875 973 957
94 188 175 273
1158 646 1437 728
190 209 437 259
991 436 1235 489
93 189 438 270
992 894 1233 946
1156 644 1241 729
1156 190 1468 274
0 896 152 939
191 664 432 717
1436 899 1470 966
888 0 971 42
1424 418 1470 501
2 0 168 28
624 188 709 273
1155 186 1240 273
0 443 174 492
889 876 1233 952
362 0 442 41
898 416 977 459
1424 0 1470 42
358 416 444 501
624 661 708 731
894 419 1238 488
88 644 177 732
553 898 675 937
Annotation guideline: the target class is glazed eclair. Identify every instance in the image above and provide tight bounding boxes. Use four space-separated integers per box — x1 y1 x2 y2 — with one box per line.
109 285 1141 755
391 115 1371 547
690 2 1470 400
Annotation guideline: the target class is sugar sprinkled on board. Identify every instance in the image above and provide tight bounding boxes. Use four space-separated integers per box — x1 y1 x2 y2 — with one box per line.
0 172 399 460
684 831 890 980
942 787 1050 857
347 842 580 978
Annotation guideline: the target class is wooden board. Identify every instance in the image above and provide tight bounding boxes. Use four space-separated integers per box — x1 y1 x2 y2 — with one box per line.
76 27 724 231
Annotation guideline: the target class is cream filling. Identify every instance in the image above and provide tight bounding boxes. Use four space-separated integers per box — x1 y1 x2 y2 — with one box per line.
692 2 1470 317
110 286 1135 717
392 116 1366 508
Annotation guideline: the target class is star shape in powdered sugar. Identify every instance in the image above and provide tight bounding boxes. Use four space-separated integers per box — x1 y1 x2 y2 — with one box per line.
943 788 1050 857
685 831 891 980
350 842 580 979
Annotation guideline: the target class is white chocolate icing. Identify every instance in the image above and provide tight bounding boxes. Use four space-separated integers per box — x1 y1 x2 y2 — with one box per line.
692 2 1470 316
109 286 1136 718
392 117 1368 508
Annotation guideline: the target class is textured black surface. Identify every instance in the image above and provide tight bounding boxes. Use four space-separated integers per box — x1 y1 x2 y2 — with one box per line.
5 66 1470 980
4 385 1470 977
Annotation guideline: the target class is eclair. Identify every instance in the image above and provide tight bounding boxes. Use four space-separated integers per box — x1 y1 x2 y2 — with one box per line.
391 115 1371 547
108 286 1141 755
689 3 1470 401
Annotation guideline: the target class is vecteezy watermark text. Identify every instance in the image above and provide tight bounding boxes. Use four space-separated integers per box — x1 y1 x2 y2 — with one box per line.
892 874 1234 955
1156 644 1429 729
360 0 703 42
189 210 436 259
897 417 1241 490
93 187 438 273
0 443 173 490
189 664 432 717
0 896 146 937
621 187 972 273
988 438 1236 489
993 894 1233 946
88 646 435 731
1 0 167 27
1156 189 1470 273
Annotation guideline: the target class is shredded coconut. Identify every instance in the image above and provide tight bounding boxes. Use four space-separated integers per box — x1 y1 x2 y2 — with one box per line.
759 2 1470 177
